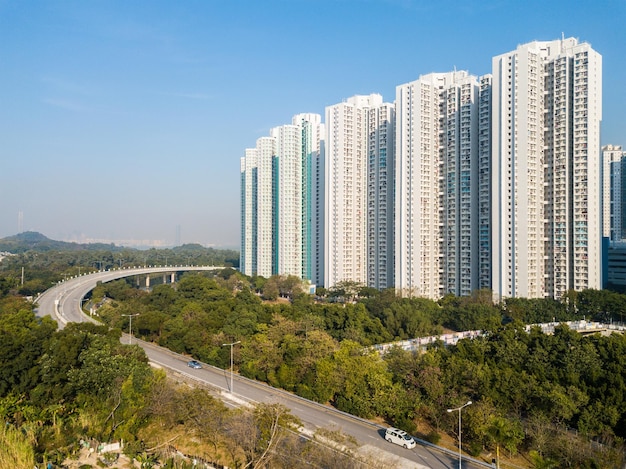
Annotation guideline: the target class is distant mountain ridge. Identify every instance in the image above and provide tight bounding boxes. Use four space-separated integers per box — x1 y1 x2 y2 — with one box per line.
0 231 121 253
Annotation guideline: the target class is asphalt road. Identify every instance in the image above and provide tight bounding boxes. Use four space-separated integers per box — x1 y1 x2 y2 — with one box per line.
35 267 490 469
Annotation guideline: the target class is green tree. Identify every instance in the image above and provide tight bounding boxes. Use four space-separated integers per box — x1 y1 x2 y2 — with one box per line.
328 280 365 302
0 301 56 397
67 334 153 440
34 322 113 404
486 415 524 466
322 340 395 419
440 290 501 331
528 450 559 469
262 277 279 301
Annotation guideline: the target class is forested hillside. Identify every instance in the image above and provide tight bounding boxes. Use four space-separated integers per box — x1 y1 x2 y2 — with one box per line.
91 271 626 467
0 295 381 469
1 243 626 467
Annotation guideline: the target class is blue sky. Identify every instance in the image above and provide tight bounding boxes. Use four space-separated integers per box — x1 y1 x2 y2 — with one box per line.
1 0 625 248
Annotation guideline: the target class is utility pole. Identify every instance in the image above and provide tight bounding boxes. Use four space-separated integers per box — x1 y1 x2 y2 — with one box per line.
222 340 241 393
121 313 140 345
447 401 472 469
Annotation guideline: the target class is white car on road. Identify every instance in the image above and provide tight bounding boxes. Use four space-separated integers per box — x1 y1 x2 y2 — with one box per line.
385 427 416 449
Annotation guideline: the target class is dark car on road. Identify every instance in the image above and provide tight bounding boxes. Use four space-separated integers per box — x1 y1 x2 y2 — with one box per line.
187 360 202 369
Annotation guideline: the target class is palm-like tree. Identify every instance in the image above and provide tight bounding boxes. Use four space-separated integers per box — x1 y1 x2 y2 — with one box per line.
487 416 523 469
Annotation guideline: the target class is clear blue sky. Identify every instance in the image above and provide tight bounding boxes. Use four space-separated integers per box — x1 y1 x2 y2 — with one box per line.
1 0 624 248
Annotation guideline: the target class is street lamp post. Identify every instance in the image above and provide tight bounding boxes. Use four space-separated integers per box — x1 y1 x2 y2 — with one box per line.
222 340 241 393
447 401 472 469
121 313 140 345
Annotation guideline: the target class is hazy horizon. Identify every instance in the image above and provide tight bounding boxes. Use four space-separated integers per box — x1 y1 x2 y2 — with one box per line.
1 229 239 250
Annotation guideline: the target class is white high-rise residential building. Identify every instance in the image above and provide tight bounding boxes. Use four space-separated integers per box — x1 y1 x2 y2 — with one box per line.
293 113 325 286
325 94 383 289
441 73 483 297
492 42 546 299
395 75 441 298
272 124 303 277
256 137 275 278
368 102 395 290
240 115 323 282
492 37 602 300
240 149 257 276
395 72 484 299
240 137 275 278
603 145 626 242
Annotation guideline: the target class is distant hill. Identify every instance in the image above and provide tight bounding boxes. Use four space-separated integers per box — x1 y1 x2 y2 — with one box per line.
0 231 122 254
0 232 239 266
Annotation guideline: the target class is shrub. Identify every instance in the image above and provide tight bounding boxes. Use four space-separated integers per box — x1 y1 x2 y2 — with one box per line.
425 431 441 445
467 440 482 457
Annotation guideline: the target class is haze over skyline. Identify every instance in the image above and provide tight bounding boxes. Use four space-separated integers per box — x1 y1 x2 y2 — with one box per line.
1 0 625 248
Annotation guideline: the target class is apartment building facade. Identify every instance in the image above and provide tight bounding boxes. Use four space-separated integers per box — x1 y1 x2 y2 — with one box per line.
395 71 487 298
492 38 602 300
240 137 275 278
603 144 626 242
294 113 325 286
240 115 323 282
271 124 303 277
324 94 384 289
367 102 395 290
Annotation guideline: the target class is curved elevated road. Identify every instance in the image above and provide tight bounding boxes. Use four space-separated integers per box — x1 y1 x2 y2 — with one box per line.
36 266 220 327
35 267 489 469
